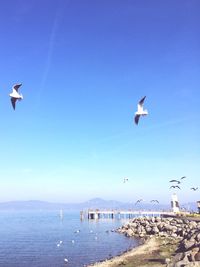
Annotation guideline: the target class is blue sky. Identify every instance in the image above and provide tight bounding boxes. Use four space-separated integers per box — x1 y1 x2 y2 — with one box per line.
0 0 199 204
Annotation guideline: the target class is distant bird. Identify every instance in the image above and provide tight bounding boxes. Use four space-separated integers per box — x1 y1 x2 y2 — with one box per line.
169 179 181 184
191 187 198 191
170 185 181 189
123 177 129 183
180 176 186 180
135 199 143 205
74 230 80 233
150 200 159 203
9 83 23 110
64 258 68 264
57 240 63 247
134 96 148 125
71 240 75 244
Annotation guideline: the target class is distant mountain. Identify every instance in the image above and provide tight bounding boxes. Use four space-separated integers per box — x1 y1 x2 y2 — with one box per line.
0 198 197 212
84 198 124 209
0 198 169 211
0 200 66 210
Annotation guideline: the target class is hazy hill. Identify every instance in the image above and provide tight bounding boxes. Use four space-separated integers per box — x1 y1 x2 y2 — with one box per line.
0 198 197 212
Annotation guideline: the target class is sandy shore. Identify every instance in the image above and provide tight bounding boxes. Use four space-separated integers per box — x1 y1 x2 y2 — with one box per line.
87 236 178 267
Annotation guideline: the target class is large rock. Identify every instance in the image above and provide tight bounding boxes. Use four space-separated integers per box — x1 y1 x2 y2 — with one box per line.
155 216 161 223
194 252 200 261
174 254 190 267
125 228 134 237
145 226 152 234
182 238 196 250
189 221 197 229
190 247 200 261
195 233 200 242
151 226 159 234
118 216 200 266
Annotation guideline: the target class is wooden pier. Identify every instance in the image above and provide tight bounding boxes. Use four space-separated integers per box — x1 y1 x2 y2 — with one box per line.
80 209 174 220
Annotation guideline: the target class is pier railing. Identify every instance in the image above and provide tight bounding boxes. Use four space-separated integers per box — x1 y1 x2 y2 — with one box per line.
80 209 174 220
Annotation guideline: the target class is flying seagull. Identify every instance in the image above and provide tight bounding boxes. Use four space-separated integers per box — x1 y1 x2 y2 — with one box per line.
123 177 129 183
170 185 181 189
180 176 186 180
134 96 148 125
9 83 23 110
169 179 181 184
135 199 143 205
191 187 198 191
150 200 159 203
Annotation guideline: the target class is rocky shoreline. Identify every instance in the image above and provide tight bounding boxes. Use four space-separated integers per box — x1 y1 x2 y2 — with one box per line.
87 216 200 267
117 216 200 266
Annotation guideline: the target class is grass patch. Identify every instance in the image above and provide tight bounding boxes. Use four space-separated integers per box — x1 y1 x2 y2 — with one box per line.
108 237 179 267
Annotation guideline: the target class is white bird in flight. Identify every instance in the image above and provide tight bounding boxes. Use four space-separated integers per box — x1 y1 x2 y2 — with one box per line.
9 83 23 110
123 177 129 183
134 96 148 125
57 240 63 247
135 199 143 205
64 258 68 264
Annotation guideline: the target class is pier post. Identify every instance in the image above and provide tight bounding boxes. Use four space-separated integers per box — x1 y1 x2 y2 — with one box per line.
94 212 99 220
80 211 84 220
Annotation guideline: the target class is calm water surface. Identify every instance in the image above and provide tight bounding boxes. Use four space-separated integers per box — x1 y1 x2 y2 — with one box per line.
0 211 140 267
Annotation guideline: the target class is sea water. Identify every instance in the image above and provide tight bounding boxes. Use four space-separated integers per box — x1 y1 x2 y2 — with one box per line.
0 211 141 267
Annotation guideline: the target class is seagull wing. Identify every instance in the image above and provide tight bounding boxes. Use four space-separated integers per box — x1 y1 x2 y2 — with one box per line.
139 96 146 106
169 179 181 184
134 114 140 125
180 176 186 179
191 187 198 190
151 200 159 203
11 97 16 110
12 83 22 92
176 185 181 189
